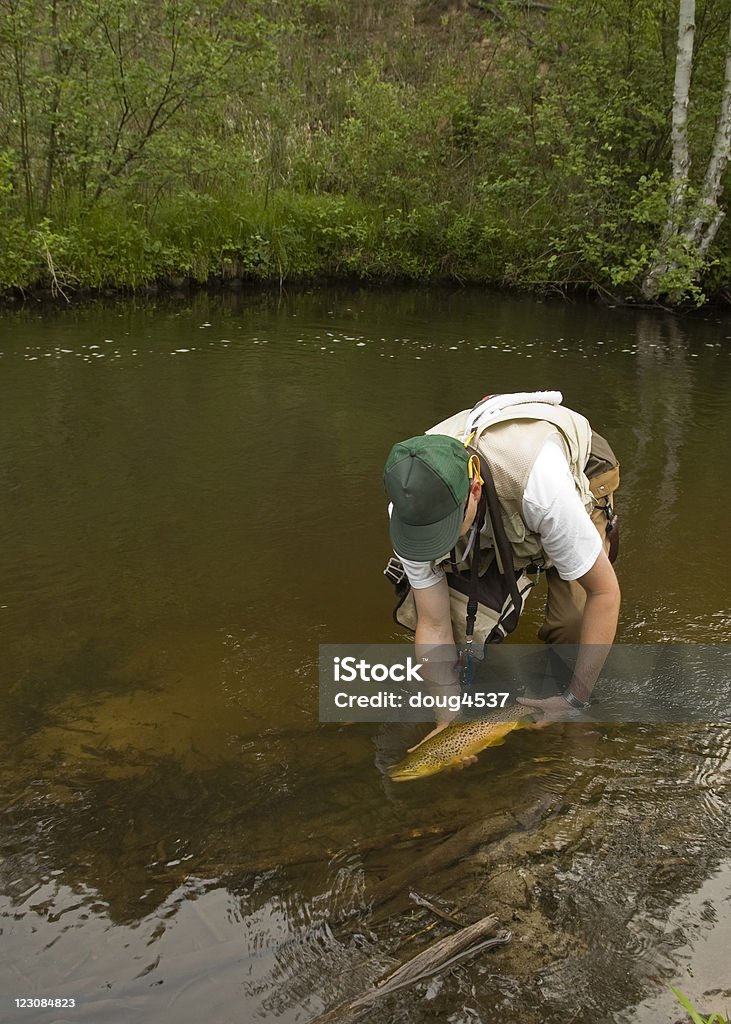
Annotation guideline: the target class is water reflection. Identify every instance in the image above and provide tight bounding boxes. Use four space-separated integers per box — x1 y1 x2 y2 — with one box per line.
629 314 694 536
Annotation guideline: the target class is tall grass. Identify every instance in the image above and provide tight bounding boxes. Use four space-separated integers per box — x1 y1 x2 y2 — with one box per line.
673 988 729 1024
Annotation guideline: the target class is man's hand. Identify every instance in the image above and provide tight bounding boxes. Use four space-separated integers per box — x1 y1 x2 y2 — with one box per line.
516 694 589 727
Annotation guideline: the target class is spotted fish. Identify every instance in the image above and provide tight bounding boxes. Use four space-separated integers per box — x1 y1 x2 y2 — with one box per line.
388 705 535 782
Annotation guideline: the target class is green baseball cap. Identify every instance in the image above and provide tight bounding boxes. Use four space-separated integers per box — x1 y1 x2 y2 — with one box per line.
384 434 470 560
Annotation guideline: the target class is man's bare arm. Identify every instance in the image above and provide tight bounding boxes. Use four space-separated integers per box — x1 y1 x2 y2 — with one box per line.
413 577 454 647
410 579 463 745
568 547 621 702
518 549 620 719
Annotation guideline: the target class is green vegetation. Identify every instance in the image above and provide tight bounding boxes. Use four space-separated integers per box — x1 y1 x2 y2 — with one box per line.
2 0 731 303
673 987 730 1024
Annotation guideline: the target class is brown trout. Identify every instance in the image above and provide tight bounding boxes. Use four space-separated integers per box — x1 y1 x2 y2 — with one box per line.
388 705 535 782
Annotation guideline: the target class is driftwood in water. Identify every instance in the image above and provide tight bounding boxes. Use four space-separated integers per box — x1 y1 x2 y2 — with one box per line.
307 791 564 1021
367 791 555 919
149 823 453 885
366 809 511 913
408 889 464 927
349 913 507 1009
306 914 510 1024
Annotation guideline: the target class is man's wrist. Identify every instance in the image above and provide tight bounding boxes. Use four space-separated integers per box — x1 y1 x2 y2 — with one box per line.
561 689 592 711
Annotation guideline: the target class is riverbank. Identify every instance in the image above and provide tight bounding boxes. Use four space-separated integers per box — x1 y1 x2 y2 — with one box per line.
3 195 730 311
0 189 630 303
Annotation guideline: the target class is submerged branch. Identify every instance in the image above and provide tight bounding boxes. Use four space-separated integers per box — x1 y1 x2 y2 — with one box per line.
349 914 507 1009
366 791 555 918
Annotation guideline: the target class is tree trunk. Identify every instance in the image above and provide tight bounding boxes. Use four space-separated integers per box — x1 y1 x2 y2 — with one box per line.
642 3 731 302
641 0 695 300
10 1 34 221
41 0 61 217
685 12 731 253
670 0 694 194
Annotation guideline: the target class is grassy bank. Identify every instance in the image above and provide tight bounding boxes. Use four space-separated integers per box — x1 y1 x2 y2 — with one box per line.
1 189 557 298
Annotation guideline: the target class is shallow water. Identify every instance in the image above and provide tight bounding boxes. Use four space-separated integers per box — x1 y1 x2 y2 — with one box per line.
1 287 730 1023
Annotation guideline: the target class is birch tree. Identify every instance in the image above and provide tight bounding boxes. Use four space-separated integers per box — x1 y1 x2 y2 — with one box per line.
642 0 731 300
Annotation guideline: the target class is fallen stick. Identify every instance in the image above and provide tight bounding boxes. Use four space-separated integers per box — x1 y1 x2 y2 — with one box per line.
408 889 464 927
349 913 508 1008
305 914 510 1024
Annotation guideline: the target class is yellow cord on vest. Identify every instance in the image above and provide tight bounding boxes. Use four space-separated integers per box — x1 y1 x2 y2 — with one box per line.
464 432 484 484
467 454 484 485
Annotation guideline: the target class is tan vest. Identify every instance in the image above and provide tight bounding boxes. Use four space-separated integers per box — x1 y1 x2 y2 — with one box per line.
427 403 594 568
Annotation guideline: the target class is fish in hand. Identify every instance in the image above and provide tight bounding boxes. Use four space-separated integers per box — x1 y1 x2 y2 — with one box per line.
388 704 535 782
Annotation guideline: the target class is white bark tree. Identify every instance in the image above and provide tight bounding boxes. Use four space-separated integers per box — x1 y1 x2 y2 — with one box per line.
642 0 731 301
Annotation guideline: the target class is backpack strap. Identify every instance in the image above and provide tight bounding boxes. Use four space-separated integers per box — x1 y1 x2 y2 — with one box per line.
465 487 486 644
465 444 525 635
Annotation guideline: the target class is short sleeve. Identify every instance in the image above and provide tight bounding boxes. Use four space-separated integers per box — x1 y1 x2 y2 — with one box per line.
522 437 602 580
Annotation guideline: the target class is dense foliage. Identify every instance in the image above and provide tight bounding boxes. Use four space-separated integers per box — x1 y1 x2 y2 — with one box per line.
2 0 731 301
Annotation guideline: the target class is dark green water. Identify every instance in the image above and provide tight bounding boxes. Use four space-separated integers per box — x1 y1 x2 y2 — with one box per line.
1 288 730 1024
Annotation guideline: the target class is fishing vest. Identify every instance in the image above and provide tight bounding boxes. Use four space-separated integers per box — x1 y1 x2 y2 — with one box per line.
426 402 594 569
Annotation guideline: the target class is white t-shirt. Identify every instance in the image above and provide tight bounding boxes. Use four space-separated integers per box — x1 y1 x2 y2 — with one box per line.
396 433 601 589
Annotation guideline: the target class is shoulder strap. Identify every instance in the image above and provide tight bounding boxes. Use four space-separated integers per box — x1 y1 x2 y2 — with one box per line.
465 445 525 636
465 487 486 644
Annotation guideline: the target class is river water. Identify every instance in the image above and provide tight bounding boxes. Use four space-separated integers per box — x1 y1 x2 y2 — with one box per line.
0 287 730 1024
